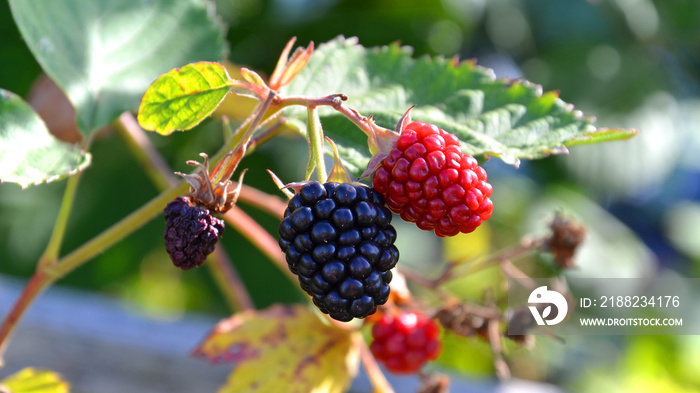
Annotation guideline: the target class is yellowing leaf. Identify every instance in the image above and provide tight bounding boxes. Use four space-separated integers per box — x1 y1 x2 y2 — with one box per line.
193 304 359 393
0 368 69 393
137 62 234 135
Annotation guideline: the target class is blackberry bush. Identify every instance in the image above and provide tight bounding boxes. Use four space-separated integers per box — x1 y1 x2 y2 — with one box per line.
278 181 399 322
1 25 639 393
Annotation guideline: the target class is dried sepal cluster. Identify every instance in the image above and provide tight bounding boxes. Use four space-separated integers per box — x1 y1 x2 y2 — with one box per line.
544 213 587 269
177 152 246 214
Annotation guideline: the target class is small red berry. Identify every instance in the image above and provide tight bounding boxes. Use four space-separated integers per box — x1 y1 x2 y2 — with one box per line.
370 311 442 374
372 121 493 237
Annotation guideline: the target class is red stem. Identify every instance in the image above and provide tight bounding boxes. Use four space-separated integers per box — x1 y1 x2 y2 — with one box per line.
355 334 395 393
209 245 255 311
222 206 298 284
238 184 286 219
0 271 50 365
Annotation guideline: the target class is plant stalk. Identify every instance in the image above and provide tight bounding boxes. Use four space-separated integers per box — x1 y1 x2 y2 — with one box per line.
0 271 49 366
355 334 395 393
38 171 83 269
0 169 84 363
223 206 299 285
208 245 255 312
51 182 188 279
275 94 375 137
115 112 178 189
305 106 327 182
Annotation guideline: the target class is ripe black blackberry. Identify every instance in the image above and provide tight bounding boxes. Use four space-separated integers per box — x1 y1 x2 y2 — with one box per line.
278 182 399 322
163 152 245 270
164 196 225 270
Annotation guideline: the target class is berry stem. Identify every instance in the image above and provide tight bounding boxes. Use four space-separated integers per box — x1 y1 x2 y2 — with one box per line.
354 334 395 393
208 245 255 311
243 117 286 155
38 170 83 269
400 236 548 290
115 112 179 189
0 167 84 362
52 182 189 279
213 91 277 183
305 106 327 182
452 236 547 280
275 94 376 138
0 271 49 365
222 206 302 286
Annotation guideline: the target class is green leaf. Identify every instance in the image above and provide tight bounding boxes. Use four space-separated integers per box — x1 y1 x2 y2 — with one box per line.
9 0 226 135
0 89 91 188
281 37 638 173
0 367 70 393
138 62 234 135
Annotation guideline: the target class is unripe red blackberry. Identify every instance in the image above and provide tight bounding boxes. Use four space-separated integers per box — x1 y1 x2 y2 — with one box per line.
278 182 399 322
370 311 442 374
372 121 493 237
164 196 224 270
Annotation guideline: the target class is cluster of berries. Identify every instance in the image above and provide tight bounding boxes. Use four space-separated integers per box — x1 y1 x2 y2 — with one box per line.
162 120 487 375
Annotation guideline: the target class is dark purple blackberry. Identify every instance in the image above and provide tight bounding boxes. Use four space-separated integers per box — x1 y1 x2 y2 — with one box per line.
164 196 225 270
278 182 399 322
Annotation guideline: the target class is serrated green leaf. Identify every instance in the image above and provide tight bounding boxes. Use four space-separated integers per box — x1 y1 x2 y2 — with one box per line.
138 62 233 135
0 89 91 188
281 37 638 172
0 367 70 393
9 0 226 135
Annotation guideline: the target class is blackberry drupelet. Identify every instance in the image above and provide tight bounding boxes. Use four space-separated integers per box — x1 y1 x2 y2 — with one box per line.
164 196 225 270
278 182 399 322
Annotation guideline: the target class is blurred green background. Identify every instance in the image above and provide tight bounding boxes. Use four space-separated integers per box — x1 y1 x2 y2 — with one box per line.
1 0 700 391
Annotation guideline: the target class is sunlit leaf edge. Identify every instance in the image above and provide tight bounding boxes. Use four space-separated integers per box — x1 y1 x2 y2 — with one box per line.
137 61 234 135
0 89 91 189
281 36 638 173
